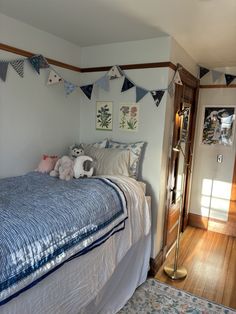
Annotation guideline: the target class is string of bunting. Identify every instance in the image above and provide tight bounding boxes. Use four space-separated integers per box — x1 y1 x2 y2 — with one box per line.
199 66 236 85
0 54 183 107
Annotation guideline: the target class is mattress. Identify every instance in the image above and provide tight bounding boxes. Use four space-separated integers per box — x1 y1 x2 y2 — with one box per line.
0 174 151 314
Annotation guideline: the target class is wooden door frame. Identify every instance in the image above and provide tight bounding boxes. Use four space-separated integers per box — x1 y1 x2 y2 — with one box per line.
162 64 199 257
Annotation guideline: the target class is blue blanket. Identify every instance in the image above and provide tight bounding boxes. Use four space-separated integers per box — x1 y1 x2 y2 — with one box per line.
0 172 127 304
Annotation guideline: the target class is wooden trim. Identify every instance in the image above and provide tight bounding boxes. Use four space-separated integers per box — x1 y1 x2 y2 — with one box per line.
81 62 176 72
149 250 164 276
229 157 236 222
200 84 236 89
0 43 81 73
188 213 236 237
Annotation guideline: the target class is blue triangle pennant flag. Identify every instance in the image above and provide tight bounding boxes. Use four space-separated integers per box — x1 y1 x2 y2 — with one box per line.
10 59 24 78
211 70 222 82
95 75 109 91
64 80 78 96
136 86 148 102
28 55 49 74
80 84 94 99
121 77 134 92
150 90 165 107
38 55 49 69
225 74 236 86
199 66 210 79
0 61 9 81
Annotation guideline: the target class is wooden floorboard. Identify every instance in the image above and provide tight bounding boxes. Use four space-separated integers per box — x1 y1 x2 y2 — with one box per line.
155 226 236 309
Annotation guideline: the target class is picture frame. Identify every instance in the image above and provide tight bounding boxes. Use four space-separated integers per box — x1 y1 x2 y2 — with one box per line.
119 103 139 132
201 106 235 146
96 101 113 131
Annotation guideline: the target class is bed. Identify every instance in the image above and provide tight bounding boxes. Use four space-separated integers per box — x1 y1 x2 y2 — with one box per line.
0 171 151 314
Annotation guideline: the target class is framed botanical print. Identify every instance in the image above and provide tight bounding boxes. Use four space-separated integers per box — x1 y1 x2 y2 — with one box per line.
202 106 235 146
119 103 139 132
96 101 113 131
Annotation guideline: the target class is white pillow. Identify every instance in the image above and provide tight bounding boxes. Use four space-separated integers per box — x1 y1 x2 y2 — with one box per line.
82 138 108 151
85 146 130 176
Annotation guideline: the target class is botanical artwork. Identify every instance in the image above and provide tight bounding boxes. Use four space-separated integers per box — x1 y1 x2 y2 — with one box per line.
202 107 235 145
119 103 139 132
96 101 113 131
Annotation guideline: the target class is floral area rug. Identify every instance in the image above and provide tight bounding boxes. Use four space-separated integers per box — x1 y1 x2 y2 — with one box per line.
118 279 236 313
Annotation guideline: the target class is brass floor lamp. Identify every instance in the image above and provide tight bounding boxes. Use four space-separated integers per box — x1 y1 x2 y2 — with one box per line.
164 140 188 280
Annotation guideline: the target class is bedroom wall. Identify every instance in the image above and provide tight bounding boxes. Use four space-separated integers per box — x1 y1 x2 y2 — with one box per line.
79 37 197 258
0 14 81 178
190 68 236 221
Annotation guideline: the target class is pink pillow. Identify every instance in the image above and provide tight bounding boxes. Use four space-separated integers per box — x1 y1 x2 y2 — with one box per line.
36 155 58 173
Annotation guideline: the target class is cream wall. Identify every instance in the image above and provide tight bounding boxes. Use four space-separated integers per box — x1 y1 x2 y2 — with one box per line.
190 68 236 221
0 14 81 177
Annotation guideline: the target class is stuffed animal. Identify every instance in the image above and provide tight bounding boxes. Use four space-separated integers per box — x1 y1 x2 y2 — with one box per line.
50 144 84 180
74 156 94 178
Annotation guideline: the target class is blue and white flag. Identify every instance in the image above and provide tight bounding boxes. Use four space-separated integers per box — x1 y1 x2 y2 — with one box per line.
47 69 63 85
80 84 94 99
168 82 175 97
225 74 236 86
64 80 78 95
10 59 24 78
0 61 9 81
211 70 222 82
107 65 123 80
95 75 110 91
28 55 49 74
121 77 134 92
150 90 165 107
136 86 148 102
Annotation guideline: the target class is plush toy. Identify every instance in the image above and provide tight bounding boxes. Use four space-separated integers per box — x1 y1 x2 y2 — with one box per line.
74 156 94 178
50 144 84 181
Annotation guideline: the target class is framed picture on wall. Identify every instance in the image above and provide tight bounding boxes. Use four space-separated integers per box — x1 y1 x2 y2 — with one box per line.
202 106 235 146
119 103 139 132
96 101 113 131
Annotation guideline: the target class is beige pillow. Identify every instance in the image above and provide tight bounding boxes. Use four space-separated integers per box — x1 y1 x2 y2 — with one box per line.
84 147 130 176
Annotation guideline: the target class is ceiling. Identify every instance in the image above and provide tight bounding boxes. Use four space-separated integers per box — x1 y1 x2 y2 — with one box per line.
1 0 236 67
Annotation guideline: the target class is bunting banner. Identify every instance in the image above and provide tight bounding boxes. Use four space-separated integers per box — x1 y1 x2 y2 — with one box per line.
80 84 94 99
95 75 110 91
64 80 78 96
225 74 236 86
107 65 123 80
47 69 63 85
136 86 148 102
211 70 222 83
10 59 24 78
150 90 165 107
173 70 183 85
121 77 135 92
28 55 49 74
168 82 175 97
0 61 9 82
199 66 210 79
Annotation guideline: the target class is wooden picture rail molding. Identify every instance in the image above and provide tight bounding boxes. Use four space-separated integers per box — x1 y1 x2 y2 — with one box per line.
0 42 177 73
200 84 236 89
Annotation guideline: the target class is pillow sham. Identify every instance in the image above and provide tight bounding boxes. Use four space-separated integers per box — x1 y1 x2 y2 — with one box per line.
107 140 145 179
81 138 108 151
36 155 58 173
85 146 130 176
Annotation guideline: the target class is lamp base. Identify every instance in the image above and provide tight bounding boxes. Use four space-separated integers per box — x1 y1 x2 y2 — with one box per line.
164 265 187 280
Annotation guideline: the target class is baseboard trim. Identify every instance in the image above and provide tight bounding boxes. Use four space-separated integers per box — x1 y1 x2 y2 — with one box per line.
149 250 165 276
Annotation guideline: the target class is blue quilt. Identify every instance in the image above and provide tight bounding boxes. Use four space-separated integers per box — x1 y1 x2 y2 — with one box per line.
0 172 127 305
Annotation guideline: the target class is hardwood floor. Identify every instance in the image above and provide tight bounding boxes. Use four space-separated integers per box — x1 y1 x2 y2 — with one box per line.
155 226 236 310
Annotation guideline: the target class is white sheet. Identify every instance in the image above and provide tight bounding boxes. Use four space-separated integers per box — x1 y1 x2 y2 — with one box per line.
1 175 151 314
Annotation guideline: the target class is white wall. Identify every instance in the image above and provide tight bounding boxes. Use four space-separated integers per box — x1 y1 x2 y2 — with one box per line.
190 68 236 221
0 14 81 177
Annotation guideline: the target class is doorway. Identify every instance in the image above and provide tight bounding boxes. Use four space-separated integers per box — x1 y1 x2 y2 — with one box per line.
163 65 199 255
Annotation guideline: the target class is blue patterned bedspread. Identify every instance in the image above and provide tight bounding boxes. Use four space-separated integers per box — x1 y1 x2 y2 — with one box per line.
0 172 127 304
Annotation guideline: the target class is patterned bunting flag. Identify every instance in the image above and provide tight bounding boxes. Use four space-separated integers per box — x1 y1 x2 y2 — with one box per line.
10 59 24 78
47 69 63 85
150 90 165 107
225 74 236 86
211 70 222 82
136 86 148 102
168 82 175 97
95 75 109 91
173 71 183 85
80 84 94 99
121 77 134 92
0 61 9 81
199 66 210 79
28 55 49 74
64 80 78 95
107 65 123 80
